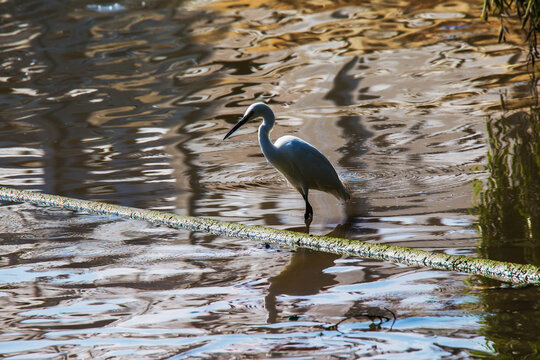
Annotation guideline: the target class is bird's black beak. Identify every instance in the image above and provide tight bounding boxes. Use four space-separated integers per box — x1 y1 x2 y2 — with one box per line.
223 114 251 140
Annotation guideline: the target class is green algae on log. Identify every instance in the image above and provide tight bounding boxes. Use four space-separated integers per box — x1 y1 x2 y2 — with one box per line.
0 186 538 285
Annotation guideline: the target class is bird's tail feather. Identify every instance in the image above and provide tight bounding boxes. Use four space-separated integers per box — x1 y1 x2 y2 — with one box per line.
341 186 351 201
331 183 351 201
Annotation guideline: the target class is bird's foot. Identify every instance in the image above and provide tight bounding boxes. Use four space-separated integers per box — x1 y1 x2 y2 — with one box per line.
304 212 313 233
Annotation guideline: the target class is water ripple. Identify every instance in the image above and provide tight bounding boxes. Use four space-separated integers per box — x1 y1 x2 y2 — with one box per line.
0 0 533 358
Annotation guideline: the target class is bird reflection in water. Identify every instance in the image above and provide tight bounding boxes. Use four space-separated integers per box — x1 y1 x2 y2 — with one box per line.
264 222 396 329
264 222 352 323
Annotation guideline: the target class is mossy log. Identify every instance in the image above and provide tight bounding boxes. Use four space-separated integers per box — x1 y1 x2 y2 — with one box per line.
0 186 539 285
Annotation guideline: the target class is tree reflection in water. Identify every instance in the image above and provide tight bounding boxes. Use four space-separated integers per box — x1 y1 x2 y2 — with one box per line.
474 80 540 265
473 78 540 359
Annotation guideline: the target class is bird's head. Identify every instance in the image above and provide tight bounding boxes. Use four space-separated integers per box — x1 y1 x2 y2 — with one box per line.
223 102 272 140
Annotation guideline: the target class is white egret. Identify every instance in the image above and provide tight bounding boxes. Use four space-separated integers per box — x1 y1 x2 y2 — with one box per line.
223 102 350 229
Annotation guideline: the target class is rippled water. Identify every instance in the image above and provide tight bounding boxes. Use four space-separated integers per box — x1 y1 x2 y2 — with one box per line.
1 0 540 358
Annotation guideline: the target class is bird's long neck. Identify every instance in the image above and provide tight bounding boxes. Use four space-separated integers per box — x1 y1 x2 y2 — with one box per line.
258 111 278 163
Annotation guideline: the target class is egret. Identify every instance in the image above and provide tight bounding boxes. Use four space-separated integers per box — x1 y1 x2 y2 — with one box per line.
223 102 350 229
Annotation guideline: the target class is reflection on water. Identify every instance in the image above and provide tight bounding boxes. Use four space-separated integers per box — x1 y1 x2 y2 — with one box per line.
1 0 540 358
1 204 489 359
265 248 340 323
475 85 540 260
471 84 540 359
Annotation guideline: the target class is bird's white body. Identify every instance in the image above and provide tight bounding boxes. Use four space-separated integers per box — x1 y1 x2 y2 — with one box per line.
260 133 350 201
224 102 350 228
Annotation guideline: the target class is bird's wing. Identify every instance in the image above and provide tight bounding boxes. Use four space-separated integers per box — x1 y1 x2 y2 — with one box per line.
274 136 348 199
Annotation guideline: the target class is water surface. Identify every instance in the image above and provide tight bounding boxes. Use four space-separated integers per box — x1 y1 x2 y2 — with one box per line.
1 0 539 358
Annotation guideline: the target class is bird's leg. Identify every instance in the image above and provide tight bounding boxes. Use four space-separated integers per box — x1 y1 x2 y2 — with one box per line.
302 192 313 232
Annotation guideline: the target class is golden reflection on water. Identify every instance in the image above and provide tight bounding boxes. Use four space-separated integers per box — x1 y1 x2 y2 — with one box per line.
195 0 498 56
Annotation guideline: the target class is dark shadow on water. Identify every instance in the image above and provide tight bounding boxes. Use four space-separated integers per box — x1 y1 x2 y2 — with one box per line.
324 56 376 237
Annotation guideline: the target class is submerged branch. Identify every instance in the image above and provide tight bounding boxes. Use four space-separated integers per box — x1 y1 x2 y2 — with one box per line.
0 186 539 285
